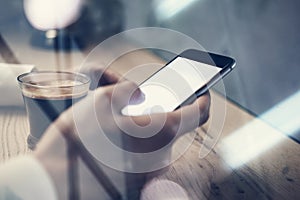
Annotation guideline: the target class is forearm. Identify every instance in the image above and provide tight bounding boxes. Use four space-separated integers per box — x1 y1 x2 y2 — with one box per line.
33 116 72 200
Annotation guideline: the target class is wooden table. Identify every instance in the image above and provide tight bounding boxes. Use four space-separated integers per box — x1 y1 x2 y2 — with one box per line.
0 49 299 199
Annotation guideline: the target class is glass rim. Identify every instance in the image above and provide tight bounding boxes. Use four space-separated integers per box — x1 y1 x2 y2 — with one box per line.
17 71 91 89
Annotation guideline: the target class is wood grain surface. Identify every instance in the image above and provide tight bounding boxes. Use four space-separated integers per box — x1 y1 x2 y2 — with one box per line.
0 107 29 163
154 95 300 200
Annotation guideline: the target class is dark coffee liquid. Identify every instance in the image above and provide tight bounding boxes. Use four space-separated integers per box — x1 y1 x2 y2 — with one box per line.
23 94 85 149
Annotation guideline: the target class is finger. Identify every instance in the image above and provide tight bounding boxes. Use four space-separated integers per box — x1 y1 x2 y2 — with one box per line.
80 62 124 89
116 108 193 153
119 92 210 139
99 68 124 85
170 92 211 134
101 81 143 112
114 92 210 153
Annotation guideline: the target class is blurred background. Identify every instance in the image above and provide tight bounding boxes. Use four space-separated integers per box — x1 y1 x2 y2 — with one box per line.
0 0 299 142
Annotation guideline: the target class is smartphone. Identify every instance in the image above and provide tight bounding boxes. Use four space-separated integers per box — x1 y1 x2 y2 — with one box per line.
122 49 236 116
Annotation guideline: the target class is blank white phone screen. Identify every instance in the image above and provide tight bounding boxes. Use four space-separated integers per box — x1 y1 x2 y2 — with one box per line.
122 57 221 116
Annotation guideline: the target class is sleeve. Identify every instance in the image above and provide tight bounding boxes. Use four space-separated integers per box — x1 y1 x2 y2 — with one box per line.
0 155 57 200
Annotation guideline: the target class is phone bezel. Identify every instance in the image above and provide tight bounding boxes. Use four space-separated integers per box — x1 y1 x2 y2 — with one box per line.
172 49 236 108
178 49 235 100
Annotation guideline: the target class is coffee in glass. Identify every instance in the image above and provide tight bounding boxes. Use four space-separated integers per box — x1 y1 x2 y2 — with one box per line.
18 71 90 149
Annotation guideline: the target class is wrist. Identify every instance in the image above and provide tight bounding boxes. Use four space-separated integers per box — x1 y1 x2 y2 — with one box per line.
33 117 72 200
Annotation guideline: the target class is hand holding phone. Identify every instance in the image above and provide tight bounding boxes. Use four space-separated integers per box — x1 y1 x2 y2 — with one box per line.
122 49 235 116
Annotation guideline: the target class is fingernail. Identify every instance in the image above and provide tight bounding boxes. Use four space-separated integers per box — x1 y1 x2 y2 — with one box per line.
129 88 145 105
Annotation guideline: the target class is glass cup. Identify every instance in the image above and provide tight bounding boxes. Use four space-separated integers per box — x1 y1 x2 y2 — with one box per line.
18 71 90 149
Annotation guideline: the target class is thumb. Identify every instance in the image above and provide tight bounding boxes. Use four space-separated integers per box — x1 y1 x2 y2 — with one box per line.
104 81 143 112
